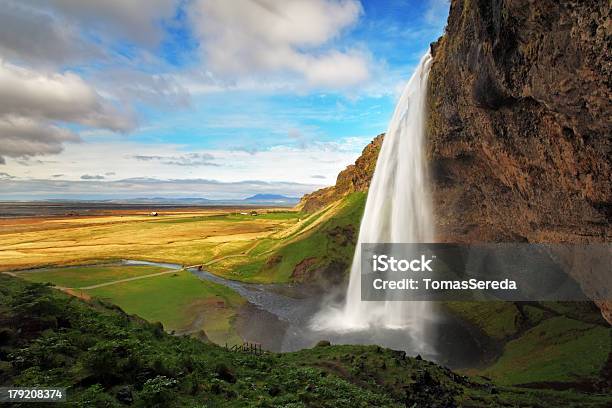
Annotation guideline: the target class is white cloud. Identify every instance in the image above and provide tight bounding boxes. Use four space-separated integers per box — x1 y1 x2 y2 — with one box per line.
0 1 96 67
23 0 179 47
0 1 198 167
132 153 219 167
0 61 134 131
0 61 136 162
1 136 365 190
80 174 105 180
1 0 193 110
0 177 320 200
303 50 370 88
94 69 192 110
189 0 370 88
0 116 80 159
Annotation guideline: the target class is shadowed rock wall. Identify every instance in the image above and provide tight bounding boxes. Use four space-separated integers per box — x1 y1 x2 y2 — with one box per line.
427 0 611 321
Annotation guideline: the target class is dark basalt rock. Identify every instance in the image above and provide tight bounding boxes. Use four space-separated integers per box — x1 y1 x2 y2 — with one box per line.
116 386 133 405
215 363 236 383
428 0 611 322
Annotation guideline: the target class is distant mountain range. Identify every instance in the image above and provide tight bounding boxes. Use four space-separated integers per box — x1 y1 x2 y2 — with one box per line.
118 194 299 204
4 194 300 207
244 194 298 202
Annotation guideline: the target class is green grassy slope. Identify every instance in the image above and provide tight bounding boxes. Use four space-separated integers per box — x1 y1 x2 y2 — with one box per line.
482 316 610 386
14 265 246 346
210 192 367 284
1 276 610 407
257 192 366 284
86 272 245 345
445 301 611 388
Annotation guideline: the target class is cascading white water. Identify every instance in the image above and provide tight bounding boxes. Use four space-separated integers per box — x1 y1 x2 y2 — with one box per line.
311 51 435 353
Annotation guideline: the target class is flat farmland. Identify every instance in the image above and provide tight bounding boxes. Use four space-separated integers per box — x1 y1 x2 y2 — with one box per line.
0 208 302 272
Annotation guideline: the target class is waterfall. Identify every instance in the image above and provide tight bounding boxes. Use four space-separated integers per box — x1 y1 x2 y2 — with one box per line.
311 51 435 354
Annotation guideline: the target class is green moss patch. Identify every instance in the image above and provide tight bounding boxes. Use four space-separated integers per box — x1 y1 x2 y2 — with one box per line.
443 301 522 340
483 316 611 386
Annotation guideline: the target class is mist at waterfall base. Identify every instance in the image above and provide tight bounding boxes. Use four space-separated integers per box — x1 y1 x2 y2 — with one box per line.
308 51 442 362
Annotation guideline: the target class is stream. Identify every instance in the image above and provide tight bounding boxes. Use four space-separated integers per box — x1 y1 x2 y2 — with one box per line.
124 260 495 368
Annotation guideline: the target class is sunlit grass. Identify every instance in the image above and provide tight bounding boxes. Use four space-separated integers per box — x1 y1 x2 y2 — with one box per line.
0 208 301 272
86 271 245 345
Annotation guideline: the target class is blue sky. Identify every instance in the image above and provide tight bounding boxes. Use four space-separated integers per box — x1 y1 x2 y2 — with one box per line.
0 0 449 199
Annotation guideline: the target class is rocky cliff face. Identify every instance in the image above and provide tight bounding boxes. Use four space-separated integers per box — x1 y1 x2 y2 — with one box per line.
297 0 611 322
297 134 383 212
427 0 611 320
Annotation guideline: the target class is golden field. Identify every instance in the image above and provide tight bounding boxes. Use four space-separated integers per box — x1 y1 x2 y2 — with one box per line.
0 208 302 272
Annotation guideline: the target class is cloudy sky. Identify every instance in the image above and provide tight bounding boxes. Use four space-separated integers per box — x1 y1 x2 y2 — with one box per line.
0 0 448 200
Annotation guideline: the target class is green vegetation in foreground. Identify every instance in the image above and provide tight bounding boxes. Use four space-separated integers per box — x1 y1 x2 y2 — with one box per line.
15 265 169 288
217 192 367 284
1 276 610 407
86 272 245 345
